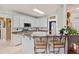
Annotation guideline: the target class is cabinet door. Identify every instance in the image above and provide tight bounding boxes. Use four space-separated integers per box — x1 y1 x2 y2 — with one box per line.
24 16 30 23
11 34 22 46
24 16 32 23
39 18 47 27
20 16 32 27
19 16 25 27
13 16 20 28
22 36 34 54
32 18 40 27
31 18 36 27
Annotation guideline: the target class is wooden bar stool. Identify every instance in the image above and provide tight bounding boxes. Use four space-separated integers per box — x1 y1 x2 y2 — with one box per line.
48 36 66 54
33 36 48 54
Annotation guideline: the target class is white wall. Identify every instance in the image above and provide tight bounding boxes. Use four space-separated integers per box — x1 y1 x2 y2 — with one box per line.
54 5 65 32
35 5 66 35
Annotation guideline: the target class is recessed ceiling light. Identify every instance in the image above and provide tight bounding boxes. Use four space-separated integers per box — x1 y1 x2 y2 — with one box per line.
33 8 44 14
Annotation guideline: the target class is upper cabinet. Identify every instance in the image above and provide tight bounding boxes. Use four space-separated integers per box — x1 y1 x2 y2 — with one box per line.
24 16 31 23
12 15 20 28
21 16 33 28
32 17 48 27
0 11 47 29
39 17 47 27
7 12 48 28
12 14 34 28
19 15 25 28
32 18 39 27
32 17 47 27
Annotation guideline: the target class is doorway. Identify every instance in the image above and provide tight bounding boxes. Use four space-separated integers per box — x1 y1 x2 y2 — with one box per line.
6 18 11 41
49 21 56 35
48 16 57 35
0 17 11 42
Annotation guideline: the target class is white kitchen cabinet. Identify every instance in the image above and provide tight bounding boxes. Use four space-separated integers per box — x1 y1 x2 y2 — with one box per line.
22 36 34 54
37 17 47 27
12 15 20 28
32 17 47 27
19 16 34 27
32 18 40 27
31 18 36 27
24 16 32 24
11 13 38 28
37 18 42 27
24 16 30 23
19 16 25 27
41 18 47 27
29 17 35 27
11 34 22 46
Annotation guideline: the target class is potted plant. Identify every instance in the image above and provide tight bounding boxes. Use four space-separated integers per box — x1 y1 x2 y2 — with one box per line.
66 27 78 35
59 26 78 35
59 26 67 35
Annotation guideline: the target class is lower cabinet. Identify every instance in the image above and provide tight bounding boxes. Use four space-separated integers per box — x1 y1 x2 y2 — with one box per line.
11 34 22 46
22 36 34 54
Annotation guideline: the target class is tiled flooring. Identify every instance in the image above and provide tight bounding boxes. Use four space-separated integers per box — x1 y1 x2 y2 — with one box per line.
0 39 66 54
0 45 22 54
0 40 22 54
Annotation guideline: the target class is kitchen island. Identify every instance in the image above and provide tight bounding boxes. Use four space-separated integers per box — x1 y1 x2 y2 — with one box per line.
12 29 47 54
12 29 79 54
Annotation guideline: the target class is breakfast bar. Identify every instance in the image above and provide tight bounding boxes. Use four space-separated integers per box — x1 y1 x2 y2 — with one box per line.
12 29 79 54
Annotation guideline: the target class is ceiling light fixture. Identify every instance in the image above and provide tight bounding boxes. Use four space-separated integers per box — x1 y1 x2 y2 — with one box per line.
33 8 44 14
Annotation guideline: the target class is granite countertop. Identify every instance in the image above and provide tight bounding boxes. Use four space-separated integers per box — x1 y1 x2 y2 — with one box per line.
12 31 33 36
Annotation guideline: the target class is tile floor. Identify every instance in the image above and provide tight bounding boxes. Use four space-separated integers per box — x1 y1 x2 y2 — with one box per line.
0 39 66 54
0 40 22 54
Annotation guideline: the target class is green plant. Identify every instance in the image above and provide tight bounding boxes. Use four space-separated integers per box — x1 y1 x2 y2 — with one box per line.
59 26 67 34
59 26 78 35
67 27 78 35
59 28 65 34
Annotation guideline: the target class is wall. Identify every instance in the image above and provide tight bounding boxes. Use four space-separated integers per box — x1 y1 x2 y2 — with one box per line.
54 5 66 35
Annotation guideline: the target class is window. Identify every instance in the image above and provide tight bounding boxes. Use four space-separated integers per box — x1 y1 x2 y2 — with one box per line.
72 14 79 32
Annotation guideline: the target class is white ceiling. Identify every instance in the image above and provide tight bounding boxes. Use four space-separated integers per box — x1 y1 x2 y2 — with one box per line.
0 4 62 17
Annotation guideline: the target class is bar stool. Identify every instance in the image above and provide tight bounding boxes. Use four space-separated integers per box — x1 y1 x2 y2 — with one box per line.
48 36 66 54
33 36 48 54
